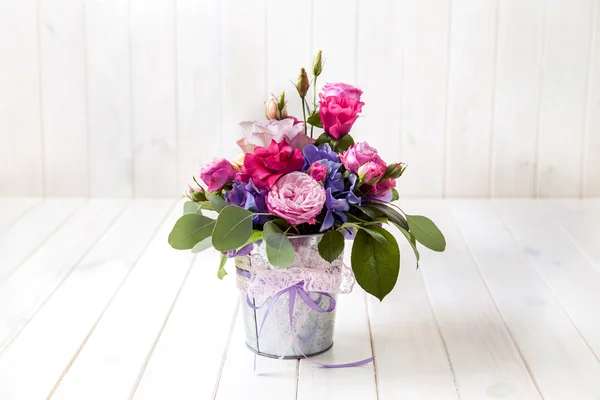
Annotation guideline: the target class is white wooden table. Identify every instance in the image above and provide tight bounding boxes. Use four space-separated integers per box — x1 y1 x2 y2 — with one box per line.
0 198 599 400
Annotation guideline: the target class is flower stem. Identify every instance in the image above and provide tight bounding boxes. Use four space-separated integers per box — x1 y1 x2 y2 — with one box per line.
301 99 308 136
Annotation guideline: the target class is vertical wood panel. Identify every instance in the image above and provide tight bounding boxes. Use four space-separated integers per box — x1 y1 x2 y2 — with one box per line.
537 0 593 197
355 0 401 162
445 0 497 197
313 0 358 88
266 0 313 124
584 2 600 196
130 0 177 197
221 0 267 159
39 0 88 196
0 1 43 196
398 1 450 197
85 0 132 197
492 0 544 197
176 0 222 191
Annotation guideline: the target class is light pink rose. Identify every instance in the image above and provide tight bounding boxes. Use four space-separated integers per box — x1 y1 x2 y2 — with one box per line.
358 161 386 184
266 172 326 225
341 142 383 173
322 82 363 102
370 178 396 201
308 161 328 183
199 158 236 192
237 118 314 154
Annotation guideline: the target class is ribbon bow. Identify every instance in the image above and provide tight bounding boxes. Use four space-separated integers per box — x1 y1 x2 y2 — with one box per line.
237 268 374 370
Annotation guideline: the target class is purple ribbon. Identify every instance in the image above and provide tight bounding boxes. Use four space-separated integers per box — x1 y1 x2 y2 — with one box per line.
236 268 374 369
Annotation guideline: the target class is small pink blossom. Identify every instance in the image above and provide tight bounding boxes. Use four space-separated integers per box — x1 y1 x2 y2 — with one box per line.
266 172 326 225
341 142 384 173
308 162 328 183
358 161 385 184
199 158 236 193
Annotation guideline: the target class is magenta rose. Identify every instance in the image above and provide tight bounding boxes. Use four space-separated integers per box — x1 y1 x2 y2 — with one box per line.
308 161 328 183
358 161 385 184
322 82 363 101
266 172 326 225
369 178 397 201
341 141 383 173
238 139 304 190
319 95 364 140
199 158 236 192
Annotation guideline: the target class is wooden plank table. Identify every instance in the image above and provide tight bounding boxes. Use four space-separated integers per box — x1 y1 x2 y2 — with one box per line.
0 198 598 400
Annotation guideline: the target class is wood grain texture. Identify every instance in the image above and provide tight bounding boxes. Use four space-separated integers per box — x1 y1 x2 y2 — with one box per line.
130 0 178 197
0 200 172 400
406 200 541 400
536 0 594 197
452 200 600 399
0 197 39 236
0 0 43 196
584 1 600 196
176 0 222 191
85 0 133 197
49 203 195 400
39 0 88 196
492 0 544 197
132 250 238 400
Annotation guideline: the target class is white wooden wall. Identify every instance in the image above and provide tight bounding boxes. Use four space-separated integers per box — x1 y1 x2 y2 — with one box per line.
0 0 599 198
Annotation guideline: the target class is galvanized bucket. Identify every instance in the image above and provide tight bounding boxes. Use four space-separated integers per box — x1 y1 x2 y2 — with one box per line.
235 234 340 359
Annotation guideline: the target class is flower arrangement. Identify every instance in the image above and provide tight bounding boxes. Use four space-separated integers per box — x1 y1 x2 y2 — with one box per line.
169 51 445 301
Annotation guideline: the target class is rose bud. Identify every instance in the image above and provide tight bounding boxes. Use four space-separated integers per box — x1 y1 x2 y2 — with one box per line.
308 161 328 183
385 162 407 179
264 93 279 120
188 185 206 202
296 68 310 99
358 161 386 185
277 91 288 119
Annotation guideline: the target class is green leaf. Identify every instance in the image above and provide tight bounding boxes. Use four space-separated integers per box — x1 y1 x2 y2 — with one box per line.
262 220 282 240
318 230 345 262
207 194 226 212
397 226 420 268
266 233 295 268
367 203 409 231
199 201 215 211
351 226 400 301
307 113 323 128
243 230 263 247
217 254 228 279
211 206 254 251
191 236 213 253
391 188 399 202
315 132 331 147
406 215 446 252
168 214 216 250
353 205 379 220
359 226 388 245
334 134 354 152
183 201 202 215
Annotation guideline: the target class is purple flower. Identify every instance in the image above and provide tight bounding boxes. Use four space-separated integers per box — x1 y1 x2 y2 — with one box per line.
321 188 350 231
226 243 255 258
225 179 270 224
302 143 340 170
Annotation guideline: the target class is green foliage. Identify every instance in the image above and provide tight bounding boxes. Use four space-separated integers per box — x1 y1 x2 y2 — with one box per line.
397 226 420 268
168 214 215 250
359 226 388 245
391 188 399 202
307 113 323 128
265 233 295 268
318 230 345 262
183 201 202 215
211 206 254 251
334 134 354 152
217 254 228 279
367 203 409 231
406 215 446 252
315 132 331 147
191 237 213 253
351 226 400 301
206 194 226 212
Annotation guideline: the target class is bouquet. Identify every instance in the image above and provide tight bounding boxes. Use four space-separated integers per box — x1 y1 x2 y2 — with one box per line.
169 51 445 301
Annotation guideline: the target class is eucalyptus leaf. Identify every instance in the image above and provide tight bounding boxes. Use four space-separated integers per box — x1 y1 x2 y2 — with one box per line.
351 226 400 301
391 188 399 202
183 201 202 215
367 203 409 231
207 194 226 212
262 220 282 240
212 206 254 251
406 215 446 252
318 230 345 262
168 214 216 250
266 233 295 268
334 134 355 152
244 230 264 246
307 113 323 128
217 254 228 279
191 236 213 253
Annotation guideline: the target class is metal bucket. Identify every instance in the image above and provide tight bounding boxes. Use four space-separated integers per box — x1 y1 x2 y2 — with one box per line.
235 234 340 359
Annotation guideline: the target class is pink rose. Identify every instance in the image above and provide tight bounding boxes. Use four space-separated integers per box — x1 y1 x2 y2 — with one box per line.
266 172 326 225
319 95 364 140
341 142 383 173
237 118 314 153
370 178 396 201
238 139 304 190
199 158 236 192
322 82 363 101
308 161 328 183
358 161 385 184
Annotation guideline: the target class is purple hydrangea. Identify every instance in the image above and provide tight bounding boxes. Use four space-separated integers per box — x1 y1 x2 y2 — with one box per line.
321 188 350 231
226 242 255 258
224 179 270 224
302 143 340 170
